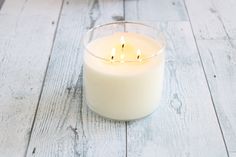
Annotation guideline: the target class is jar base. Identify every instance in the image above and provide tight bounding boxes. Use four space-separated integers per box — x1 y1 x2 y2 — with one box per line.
86 101 160 121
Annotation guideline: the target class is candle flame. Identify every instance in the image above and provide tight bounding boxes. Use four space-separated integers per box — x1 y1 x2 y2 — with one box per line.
120 36 125 48
119 36 125 62
110 48 116 62
120 36 125 44
137 49 141 60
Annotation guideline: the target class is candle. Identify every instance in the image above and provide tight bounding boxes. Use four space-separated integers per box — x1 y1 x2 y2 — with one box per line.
83 22 165 120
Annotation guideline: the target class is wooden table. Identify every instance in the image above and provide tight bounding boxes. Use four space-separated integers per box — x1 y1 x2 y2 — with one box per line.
0 0 235 156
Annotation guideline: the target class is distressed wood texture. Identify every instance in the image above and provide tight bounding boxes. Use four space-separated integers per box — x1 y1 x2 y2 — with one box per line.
0 0 63 156
125 0 188 21
126 21 228 157
0 0 5 10
197 39 236 156
185 0 236 40
1 0 235 157
185 0 236 155
25 0 126 157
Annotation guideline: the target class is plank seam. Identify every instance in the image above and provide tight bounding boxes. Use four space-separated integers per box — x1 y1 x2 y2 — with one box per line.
123 1 128 157
183 0 230 156
23 0 65 156
0 0 5 10
123 0 125 20
125 123 128 157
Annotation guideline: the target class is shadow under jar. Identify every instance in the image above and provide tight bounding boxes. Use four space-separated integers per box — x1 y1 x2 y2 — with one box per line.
83 21 166 121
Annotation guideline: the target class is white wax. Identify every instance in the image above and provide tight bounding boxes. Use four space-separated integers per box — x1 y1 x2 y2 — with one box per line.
84 32 165 120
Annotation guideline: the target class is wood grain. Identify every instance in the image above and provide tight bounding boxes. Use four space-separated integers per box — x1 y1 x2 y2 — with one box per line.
0 0 63 156
26 0 126 157
185 0 236 155
125 0 188 21
0 0 5 10
197 39 236 156
185 0 236 40
126 22 228 157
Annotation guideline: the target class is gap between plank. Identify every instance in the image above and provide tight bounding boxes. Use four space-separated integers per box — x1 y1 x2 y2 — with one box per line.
182 0 230 156
0 0 5 10
123 1 128 157
125 123 128 157
23 0 65 156
123 0 126 20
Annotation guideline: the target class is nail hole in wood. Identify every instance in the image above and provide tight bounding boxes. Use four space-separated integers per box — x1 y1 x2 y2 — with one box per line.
32 147 36 154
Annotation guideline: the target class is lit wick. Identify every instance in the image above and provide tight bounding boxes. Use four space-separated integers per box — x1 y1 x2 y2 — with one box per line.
120 36 125 50
120 36 125 63
111 48 116 62
137 49 141 60
122 44 125 49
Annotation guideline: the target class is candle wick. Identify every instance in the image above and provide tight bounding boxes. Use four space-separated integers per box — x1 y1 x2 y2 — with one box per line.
122 44 125 49
120 36 125 49
137 49 141 61
111 48 116 62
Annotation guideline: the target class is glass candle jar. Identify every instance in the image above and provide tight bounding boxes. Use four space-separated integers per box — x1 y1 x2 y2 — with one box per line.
83 21 166 121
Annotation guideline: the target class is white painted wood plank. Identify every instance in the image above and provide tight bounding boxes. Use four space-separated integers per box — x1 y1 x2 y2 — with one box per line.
26 0 126 157
185 0 236 40
0 0 63 156
231 152 236 157
197 39 236 156
125 0 188 21
127 22 228 157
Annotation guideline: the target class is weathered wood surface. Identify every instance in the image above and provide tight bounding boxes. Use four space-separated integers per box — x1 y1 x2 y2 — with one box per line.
197 39 236 156
0 0 235 156
0 0 63 156
185 0 236 40
185 0 236 156
125 0 188 21
25 0 126 157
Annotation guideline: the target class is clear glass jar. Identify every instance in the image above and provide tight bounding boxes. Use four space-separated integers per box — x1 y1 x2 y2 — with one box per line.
83 21 166 121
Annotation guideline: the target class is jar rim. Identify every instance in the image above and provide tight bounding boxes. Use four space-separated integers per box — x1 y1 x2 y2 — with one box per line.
83 21 166 63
